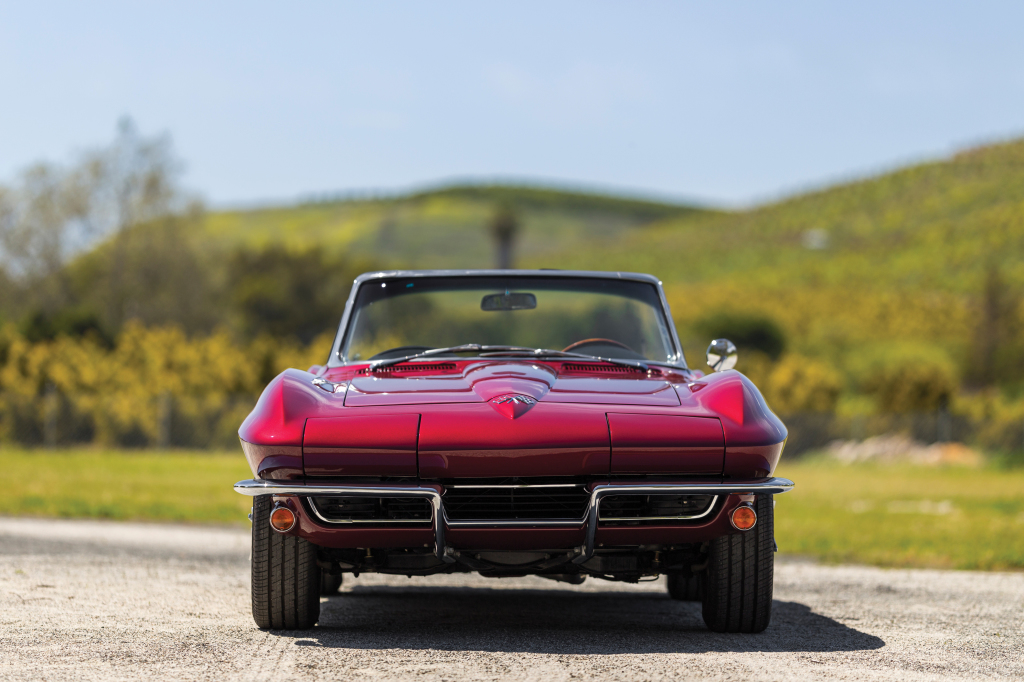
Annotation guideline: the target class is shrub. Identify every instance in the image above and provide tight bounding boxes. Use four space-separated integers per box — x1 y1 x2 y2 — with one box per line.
691 312 786 360
850 343 959 414
863 361 957 414
765 354 843 413
0 322 331 448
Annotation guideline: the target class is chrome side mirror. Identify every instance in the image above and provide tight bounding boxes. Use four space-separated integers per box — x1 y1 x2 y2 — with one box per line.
706 338 737 372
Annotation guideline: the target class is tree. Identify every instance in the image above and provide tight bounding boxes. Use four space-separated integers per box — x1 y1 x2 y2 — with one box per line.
489 204 519 269
0 163 91 310
227 248 377 344
0 119 202 332
969 262 1023 388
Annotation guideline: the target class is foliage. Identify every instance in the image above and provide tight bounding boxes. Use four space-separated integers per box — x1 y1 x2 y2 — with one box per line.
690 312 787 360
191 140 1024 399
67 209 217 334
765 354 843 413
404 184 710 222
6 129 1024 442
967 263 1024 388
0 322 332 448
954 391 1024 465
855 344 959 413
19 307 112 346
552 139 1024 392
227 248 375 344
0 119 195 322
201 187 706 274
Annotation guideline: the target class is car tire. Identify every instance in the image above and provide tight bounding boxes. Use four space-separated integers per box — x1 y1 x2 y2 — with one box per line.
666 572 702 601
251 495 321 630
320 570 343 595
701 494 774 633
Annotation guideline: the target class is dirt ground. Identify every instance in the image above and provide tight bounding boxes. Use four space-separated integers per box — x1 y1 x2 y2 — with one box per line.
0 517 1021 681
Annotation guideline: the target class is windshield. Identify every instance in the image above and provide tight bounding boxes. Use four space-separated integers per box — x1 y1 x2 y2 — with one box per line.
339 276 677 363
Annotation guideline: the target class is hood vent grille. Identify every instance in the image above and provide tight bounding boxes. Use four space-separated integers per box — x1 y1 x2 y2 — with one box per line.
561 362 644 374
359 362 457 375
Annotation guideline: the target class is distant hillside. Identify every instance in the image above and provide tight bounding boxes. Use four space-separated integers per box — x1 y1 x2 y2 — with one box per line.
200 183 712 270
191 144 1024 383
41 139 1021 395
547 139 1024 374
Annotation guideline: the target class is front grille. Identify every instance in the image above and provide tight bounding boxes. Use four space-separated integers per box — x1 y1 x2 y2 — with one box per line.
309 496 432 524
599 494 715 522
443 480 591 521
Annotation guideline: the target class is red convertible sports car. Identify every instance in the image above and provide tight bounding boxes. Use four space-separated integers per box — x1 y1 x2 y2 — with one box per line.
234 270 793 633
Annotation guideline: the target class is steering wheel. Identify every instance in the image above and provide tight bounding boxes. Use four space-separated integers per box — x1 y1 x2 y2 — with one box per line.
562 338 636 354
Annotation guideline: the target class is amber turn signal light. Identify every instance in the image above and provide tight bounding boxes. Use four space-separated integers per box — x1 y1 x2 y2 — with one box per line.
269 505 296 532
730 504 757 531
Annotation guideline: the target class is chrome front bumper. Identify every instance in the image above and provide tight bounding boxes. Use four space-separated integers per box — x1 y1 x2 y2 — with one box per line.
233 477 795 564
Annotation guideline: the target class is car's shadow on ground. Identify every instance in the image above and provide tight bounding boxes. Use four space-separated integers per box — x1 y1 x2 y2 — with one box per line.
278 585 884 654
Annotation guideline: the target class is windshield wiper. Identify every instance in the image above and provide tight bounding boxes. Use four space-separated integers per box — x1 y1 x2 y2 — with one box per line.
367 344 649 372
479 349 649 371
368 344 536 370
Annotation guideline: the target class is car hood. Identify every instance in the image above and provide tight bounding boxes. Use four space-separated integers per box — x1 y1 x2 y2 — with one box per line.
343 360 681 407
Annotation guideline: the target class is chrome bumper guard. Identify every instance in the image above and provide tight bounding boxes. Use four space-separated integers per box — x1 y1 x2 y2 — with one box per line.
233 477 795 565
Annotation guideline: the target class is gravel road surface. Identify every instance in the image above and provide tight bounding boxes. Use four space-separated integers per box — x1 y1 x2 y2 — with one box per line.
1 517 1021 681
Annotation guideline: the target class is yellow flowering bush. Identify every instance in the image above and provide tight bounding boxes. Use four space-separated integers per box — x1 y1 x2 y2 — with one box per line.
0 323 332 448
764 354 844 414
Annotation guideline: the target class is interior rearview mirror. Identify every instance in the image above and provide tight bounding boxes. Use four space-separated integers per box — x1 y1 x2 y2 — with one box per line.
481 292 537 311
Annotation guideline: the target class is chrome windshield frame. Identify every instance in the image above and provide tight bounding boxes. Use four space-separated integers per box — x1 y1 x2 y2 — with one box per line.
324 269 688 370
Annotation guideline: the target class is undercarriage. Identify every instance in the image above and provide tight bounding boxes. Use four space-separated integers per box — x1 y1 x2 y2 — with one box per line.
315 543 709 584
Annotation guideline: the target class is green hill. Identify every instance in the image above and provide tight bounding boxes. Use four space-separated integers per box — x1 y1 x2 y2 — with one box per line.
201 184 713 270
554 140 1024 374
6 140 1024 453
23 138 1024 405
196 142 1024 388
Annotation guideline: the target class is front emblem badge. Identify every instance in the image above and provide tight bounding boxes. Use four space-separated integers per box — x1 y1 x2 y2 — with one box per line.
488 393 538 419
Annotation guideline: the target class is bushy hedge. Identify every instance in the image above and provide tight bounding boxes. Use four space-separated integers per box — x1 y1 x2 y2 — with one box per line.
0 322 332 448
0 321 1021 461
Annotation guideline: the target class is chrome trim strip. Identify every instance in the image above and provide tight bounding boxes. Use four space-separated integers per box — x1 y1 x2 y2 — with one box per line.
233 477 795 565
597 495 718 522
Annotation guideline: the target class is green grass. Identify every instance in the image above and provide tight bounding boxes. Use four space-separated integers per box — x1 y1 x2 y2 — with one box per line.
3 448 253 525
775 457 1024 570
5 448 1024 570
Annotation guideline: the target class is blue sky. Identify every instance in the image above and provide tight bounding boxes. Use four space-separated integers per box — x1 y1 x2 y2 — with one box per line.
2 2 1023 207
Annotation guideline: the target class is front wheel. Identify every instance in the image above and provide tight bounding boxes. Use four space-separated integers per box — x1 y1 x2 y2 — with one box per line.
251 496 321 630
701 495 774 633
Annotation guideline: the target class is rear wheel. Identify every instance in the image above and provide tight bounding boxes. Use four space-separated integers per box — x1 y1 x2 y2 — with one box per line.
667 572 702 601
251 496 321 630
701 495 774 633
